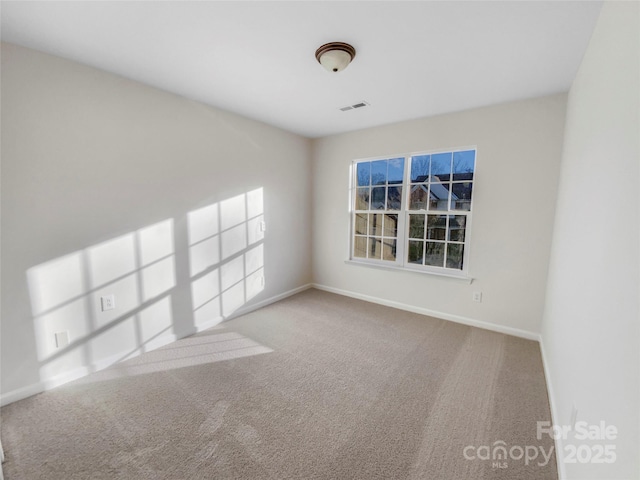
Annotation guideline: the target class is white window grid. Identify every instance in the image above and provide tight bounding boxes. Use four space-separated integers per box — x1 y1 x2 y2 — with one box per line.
349 147 476 276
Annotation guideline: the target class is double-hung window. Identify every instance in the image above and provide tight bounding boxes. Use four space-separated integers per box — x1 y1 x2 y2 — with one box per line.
350 148 476 276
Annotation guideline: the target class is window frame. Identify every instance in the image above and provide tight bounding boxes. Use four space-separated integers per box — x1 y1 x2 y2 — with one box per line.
348 147 477 279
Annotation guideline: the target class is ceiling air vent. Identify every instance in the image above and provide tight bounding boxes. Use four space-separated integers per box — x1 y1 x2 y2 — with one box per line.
339 101 370 112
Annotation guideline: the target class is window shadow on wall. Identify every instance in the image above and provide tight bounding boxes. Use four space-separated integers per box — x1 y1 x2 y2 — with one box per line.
26 188 267 387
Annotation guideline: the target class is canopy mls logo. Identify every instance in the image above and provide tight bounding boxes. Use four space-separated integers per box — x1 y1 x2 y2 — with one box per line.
463 441 554 469
463 421 618 469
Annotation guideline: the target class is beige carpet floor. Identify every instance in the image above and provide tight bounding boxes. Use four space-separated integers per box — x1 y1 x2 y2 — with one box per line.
1 288 557 479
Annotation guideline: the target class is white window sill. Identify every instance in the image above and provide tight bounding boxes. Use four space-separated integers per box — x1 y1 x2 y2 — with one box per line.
345 259 474 284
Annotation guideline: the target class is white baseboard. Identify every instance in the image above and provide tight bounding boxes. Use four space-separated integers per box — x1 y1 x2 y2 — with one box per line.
0 283 312 407
231 283 312 319
0 339 178 407
0 382 46 407
187 283 313 334
0 368 91 406
311 283 540 341
539 335 565 480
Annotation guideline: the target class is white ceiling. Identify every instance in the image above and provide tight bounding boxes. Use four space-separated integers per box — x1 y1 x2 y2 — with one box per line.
1 1 603 138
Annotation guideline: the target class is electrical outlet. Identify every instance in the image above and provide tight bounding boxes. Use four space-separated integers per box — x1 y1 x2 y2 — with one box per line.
473 291 483 302
101 294 116 311
259 221 266 232
55 331 69 349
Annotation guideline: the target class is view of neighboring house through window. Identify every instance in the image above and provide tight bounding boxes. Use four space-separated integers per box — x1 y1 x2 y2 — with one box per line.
353 157 404 262
351 148 475 275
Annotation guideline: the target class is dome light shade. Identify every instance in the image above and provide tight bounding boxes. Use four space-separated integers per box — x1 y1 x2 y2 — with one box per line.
315 42 356 73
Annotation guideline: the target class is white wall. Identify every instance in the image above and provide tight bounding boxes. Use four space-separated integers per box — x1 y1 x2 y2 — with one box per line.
541 2 639 479
0 43 312 402
312 95 567 337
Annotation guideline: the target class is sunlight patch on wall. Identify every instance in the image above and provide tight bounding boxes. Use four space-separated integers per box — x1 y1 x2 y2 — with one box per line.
192 269 221 326
221 256 244 291
221 194 248 260
26 188 268 387
27 219 177 381
245 244 264 302
137 297 174 352
188 203 220 276
188 188 265 327
28 252 86 317
87 234 137 289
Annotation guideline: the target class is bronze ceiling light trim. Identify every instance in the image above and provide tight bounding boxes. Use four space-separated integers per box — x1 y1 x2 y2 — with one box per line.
315 42 356 73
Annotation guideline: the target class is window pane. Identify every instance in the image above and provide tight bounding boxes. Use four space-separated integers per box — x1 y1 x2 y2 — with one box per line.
382 238 397 261
425 242 445 267
409 214 425 239
371 160 387 186
408 240 424 264
430 153 452 182
446 244 464 270
383 214 398 237
429 183 450 210
451 182 473 211
369 213 383 236
355 213 368 235
368 237 382 259
387 158 405 184
356 187 370 210
426 215 447 240
409 184 428 210
352 149 475 272
354 236 367 258
448 215 466 242
357 162 371 186
411 155 430 182
453 150 475 181
387 186 402 210
371 187 386 210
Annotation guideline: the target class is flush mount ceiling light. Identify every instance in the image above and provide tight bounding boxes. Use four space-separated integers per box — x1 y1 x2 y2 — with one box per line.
315 42 356 73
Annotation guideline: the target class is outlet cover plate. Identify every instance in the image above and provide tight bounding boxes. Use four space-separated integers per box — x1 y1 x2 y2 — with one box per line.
55 331 69 349
101 294 116 311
